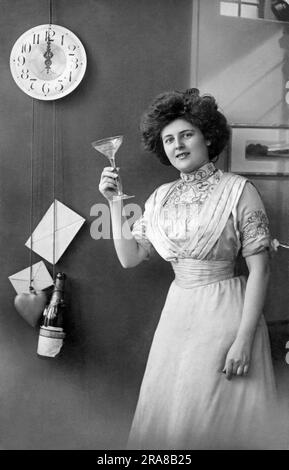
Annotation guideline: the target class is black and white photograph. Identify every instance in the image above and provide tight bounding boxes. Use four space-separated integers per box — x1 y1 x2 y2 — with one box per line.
230 125 289 174
0 0 289 455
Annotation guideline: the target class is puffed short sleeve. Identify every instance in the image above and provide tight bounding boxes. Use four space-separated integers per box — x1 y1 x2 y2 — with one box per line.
131 193 155 260
237 181 270 258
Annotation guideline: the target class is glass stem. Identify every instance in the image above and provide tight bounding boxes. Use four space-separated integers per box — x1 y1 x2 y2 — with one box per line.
109 157 123 196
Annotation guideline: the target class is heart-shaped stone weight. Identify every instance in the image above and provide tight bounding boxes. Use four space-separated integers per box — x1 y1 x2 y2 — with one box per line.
14 291 47 327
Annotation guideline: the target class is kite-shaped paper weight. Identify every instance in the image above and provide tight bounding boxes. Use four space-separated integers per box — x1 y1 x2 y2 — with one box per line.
8 261 54 294
25 200 85 264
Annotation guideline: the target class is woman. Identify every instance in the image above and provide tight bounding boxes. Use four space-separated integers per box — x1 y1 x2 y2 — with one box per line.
99 89 286 449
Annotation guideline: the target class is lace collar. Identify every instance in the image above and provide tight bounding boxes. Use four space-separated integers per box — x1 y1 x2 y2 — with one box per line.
180 162 217 183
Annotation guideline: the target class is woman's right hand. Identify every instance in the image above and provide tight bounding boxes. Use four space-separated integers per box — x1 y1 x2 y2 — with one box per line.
99 166 119 202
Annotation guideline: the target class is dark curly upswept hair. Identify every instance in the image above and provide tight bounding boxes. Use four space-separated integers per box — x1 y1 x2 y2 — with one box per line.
140 88 230 165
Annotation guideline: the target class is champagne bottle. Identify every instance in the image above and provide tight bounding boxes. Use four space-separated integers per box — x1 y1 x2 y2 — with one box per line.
37 273 66 358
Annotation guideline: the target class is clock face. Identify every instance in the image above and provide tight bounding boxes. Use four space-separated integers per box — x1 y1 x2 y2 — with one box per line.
10 24 87 100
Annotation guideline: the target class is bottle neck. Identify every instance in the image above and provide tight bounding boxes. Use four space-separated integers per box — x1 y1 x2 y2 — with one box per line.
51 276 65 304
50 289 63 304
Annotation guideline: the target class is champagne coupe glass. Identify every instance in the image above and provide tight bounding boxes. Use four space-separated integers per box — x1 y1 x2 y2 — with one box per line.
92 135 134 201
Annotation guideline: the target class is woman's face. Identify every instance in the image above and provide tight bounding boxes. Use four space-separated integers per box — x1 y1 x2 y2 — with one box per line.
161 119 210 173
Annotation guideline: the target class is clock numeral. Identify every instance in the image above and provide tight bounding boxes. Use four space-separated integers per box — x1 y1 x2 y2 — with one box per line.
55 80 64 92
68 44 76 51
33 33 40 45
70 57 79 69
21 69 29 80
17 55 26 66
29 78 37 90
69 71 73 82
21 43 32 54
61 35 65 46
42 83 50 94
45 29 56 42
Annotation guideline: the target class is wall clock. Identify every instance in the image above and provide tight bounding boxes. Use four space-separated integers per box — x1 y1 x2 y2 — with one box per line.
10 24 87 100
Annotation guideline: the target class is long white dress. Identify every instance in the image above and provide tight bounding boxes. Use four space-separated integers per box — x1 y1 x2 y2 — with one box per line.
128 162 288 450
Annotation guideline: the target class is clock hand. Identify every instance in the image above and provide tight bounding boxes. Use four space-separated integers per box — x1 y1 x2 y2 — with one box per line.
40 68 57 77
43 32 54 75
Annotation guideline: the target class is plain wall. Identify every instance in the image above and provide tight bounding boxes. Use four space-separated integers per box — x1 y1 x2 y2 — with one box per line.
0 0 193 449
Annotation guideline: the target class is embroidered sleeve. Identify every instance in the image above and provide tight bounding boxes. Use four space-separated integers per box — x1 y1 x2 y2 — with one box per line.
240 210 270 244
237 182 271 257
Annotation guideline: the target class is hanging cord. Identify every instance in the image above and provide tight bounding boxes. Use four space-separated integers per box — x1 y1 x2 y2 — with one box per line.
29 99 35 292
58 103 64 205
52 100 57 280
50 0 56 282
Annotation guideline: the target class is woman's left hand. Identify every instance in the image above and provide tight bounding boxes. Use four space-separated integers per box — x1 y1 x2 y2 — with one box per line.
222 338 252 380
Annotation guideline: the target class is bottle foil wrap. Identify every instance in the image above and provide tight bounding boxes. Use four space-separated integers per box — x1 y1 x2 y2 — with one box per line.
37 326 66 357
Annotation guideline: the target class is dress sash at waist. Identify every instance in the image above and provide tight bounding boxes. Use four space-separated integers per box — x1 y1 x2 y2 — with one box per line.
171 259 235 288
